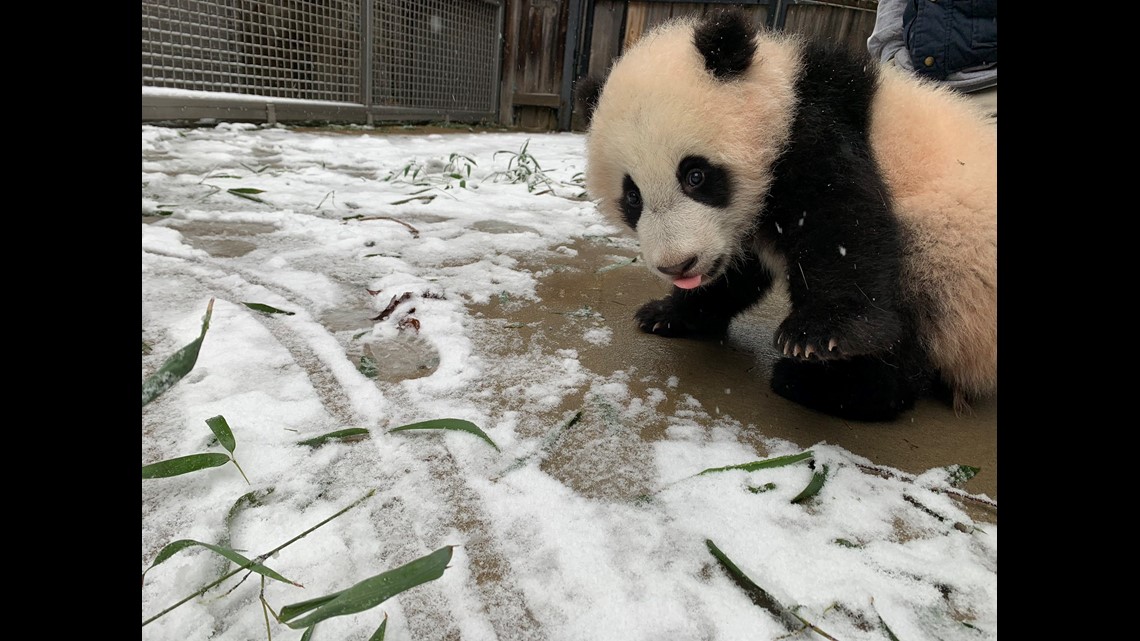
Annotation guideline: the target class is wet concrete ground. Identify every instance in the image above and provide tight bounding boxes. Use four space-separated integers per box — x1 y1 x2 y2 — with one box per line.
490 237 998 508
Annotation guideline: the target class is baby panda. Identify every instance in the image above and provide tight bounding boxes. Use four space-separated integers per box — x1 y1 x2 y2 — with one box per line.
577 9 996 421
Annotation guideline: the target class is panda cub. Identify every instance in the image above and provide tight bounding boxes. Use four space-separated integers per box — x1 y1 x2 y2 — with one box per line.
577 9 996 421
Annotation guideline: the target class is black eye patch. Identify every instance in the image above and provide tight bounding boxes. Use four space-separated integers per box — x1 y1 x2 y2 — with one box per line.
677 156 731 208
620 174 643 229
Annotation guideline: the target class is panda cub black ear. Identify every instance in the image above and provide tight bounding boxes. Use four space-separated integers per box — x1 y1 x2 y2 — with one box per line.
574 76 603 127
693 9 758 79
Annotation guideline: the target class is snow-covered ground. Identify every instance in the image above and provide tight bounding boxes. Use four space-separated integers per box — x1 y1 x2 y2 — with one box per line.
142 124 996 641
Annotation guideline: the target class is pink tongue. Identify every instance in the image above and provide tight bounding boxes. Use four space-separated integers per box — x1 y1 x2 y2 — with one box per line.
673 275 702 290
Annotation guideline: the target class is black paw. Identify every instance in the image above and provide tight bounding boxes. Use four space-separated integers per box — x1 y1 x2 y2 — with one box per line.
771 357 916 422
634 298 694 337
773 306 902 360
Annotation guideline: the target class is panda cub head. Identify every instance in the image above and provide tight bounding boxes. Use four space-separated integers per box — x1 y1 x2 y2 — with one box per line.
580 11 801 289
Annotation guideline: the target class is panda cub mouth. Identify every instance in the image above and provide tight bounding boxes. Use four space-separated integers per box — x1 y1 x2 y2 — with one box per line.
671 255 725 290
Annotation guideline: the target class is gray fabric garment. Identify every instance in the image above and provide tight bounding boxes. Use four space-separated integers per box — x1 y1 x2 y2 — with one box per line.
867 0 998 94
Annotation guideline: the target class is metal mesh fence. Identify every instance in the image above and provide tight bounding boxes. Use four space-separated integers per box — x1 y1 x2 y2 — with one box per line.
142 0 363 103
142 0 501 121
372 0 500 113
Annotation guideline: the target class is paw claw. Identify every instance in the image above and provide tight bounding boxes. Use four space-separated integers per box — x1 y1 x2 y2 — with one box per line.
652 322 663 333
828 338 838 352
783 342 791 356
804 345 815 359
793 344 801 357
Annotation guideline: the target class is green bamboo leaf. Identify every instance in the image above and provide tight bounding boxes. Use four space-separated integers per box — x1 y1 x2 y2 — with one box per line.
358 354 379 379
698 451 814 476
297 428 371 448
205 415 237 454
228 188 267 203
871 601 901 641
747 482 777 494
705 539 803 632
142 453 231 479
833 538 861 549
369 615 388 641
790 464 829 504
281 546 453 629
945 464 980 488
142 539 300 586
279 592 345 622
300 626 315 641
225 488 274 533
142 299 214 406
389 419 499 452
148 540 199 569
242 302 295 316
596 256 638 273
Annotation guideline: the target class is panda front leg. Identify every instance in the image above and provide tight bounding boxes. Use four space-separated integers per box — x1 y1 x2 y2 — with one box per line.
635 253 774 338
770 221 905 361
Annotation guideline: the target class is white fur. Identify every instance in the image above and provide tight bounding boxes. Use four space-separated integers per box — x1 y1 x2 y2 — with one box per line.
584 19 801 281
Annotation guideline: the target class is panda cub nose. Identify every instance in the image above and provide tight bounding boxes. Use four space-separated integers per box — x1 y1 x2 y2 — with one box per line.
657 256 698 277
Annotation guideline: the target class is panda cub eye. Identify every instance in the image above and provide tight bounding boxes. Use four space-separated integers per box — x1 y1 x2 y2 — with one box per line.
677 155 730 208
620 174 643 229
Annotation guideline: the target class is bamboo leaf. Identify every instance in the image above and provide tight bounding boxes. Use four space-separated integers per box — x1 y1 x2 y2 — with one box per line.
242 302 295 316
148 540 199 570
945 464 980 488
358 354 379 379
791 464 829 504
278 592 345 622
142 299 214 406
698 451 814 476
297 428 371 448
596 256 639 273
281 546 453 629
300 626 315 641
142 453 231 479
205 415 237 454
142 539 299 587
871 600 902 641
228 188 267 203
225 488 274 537
389 419 499 452
705 539 804 632
369 614 388 641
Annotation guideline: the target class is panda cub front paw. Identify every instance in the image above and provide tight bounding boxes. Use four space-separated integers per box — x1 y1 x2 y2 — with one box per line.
774 306 903 360
635 298 693 337
635 297 731 338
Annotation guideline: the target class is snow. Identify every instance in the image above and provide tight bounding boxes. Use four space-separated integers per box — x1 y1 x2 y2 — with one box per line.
142 124 996 640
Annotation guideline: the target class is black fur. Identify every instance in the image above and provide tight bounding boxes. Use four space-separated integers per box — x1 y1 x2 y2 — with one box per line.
760 40 904 356
620 174 643 229
693 9 758 79
758 41 928 419
677 156 731 208
770 356 921 422
575 76 603 126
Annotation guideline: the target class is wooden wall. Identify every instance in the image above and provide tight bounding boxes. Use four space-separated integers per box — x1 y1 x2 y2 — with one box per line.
499 1 881 131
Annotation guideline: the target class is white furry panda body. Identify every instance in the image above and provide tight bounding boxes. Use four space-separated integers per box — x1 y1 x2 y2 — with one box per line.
579 11 996 420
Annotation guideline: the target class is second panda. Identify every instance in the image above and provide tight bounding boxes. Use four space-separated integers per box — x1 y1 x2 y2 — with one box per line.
577 10 997 421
